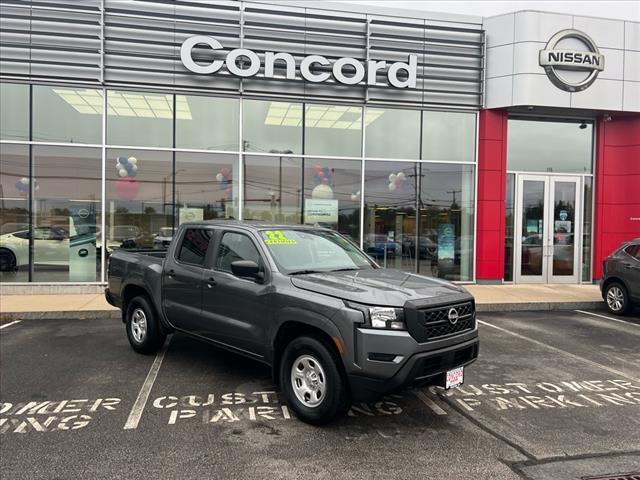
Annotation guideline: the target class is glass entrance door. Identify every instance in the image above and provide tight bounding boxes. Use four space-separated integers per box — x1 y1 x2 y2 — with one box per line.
515 175 581 283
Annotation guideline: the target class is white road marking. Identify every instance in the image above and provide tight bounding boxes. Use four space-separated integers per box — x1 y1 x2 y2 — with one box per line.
575 309 640 328
478 320 640 383
412 389 447 415
123 338 171 430
0 320 21 330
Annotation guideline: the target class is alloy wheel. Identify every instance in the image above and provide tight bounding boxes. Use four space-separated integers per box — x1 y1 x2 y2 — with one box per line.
130 308 147 343
606 286 624 312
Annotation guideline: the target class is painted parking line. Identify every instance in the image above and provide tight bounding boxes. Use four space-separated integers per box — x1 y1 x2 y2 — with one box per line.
412 388 447 415
123 337 171 430
0 321 21 330
477 320 640 383
575 309 640 327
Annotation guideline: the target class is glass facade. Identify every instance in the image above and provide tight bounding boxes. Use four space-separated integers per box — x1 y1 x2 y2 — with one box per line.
0 82 477 283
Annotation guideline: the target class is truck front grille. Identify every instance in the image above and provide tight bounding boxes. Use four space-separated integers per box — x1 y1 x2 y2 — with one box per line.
416 301 475 342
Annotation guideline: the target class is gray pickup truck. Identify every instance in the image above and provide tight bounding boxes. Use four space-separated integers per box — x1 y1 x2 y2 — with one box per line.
106 221 479 424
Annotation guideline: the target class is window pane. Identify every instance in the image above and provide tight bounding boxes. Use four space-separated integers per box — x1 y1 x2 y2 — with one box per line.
242 100 302 154
1 83 29 140
33 86 102 144
216 232 261 273
175 152 239 224
363 161 417 272
417 163 475 281
0 144 30 282
304 104 362 157
32 146 102 282
365 108 420 159
175 95 239 150
177 229 212 266
422 111 476 162
582 177 593 282
106 149 173 250
504 173 515 281
303 158 361 244
107 90 173 147
508 119 593 173
243 154 302 224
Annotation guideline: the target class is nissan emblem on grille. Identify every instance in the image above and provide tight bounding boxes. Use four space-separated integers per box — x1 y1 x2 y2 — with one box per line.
448 308 459 325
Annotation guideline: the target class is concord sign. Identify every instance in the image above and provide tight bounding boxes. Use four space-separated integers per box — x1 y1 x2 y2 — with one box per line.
180 36 418 88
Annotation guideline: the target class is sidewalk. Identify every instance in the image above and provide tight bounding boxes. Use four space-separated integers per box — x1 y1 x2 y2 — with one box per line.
0 284 604 321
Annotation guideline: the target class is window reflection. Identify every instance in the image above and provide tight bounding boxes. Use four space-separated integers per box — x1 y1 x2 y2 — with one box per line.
508 119 593 173
33 86 102 144
365 108 420 159
304 104 362 157
364 161 417 271
422 111 476 162
417 163 475 281
32 146 102 282
243 154 302 224
107 90 173 147
0 83 29 141
242 100 302 154
175 95 239 150
0 144 30 282
175 153 239 229
106 149 172 250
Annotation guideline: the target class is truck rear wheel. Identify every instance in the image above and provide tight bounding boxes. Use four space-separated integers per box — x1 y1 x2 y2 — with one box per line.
126 296 166 354
279 335 350 425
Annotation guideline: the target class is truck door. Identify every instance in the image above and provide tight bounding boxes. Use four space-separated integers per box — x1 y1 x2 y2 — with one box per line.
162 227 214 333
201 230 271 358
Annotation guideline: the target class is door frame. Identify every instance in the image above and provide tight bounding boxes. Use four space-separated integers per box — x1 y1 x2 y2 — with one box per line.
514 174 582 284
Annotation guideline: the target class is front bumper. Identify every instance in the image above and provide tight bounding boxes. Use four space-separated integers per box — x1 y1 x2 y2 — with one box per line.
347 326 479 402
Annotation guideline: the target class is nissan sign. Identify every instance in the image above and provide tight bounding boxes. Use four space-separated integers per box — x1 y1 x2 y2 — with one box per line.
539 29 604 92
180 36 417 88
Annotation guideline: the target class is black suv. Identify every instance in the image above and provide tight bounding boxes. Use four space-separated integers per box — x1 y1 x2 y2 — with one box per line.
600 238 640 315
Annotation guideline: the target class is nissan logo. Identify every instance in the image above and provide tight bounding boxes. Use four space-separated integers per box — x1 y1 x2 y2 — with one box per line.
539 29 604 92
448 308 459 325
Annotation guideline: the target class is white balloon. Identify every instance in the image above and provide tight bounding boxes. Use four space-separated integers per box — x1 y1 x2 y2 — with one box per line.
388 182 397 191
216 173 224 182
128 157 137 165
118 168 128 177
21 177 29 184
388 173 397 182
397 171 406 180
131 164 138 172
350 194 358 201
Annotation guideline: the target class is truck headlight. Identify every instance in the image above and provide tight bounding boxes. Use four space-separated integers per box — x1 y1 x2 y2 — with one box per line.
369 307 406 330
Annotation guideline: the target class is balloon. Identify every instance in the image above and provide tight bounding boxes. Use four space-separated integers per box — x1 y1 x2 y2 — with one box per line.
128 157 137 165
313 164 322 173
118 156 128 165
128 169 137 178
21 177 29 185
220 167 230 177
389 173 397 182
311 184 333 199
130 164 138 173
115 178 139 200
118 168 128 178
216 173 224 182
388 182 397 191
397 171 406 180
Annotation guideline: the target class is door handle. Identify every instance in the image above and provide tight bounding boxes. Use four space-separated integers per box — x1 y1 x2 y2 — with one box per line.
167 269 175 278
206 276 216 288
624 263 639 270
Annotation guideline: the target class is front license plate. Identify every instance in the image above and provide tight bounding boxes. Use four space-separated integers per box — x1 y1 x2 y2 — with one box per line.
445 366 464 389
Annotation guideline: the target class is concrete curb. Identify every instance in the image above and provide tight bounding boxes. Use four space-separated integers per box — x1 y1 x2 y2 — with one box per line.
1 301 605 321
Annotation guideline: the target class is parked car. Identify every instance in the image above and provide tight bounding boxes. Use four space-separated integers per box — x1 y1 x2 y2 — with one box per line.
364 234 402 259
152 227 176 249
106 221 479 424
600 238 640 315
0 226 119 271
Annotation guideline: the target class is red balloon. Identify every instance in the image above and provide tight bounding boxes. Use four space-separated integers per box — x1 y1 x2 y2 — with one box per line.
220 167 230 177
115 178 139 201
313 165 322 174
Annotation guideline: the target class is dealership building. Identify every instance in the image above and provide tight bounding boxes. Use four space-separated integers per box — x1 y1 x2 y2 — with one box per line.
0 0 638 291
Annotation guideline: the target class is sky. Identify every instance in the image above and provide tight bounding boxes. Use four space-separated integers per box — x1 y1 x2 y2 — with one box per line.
333 0 640 21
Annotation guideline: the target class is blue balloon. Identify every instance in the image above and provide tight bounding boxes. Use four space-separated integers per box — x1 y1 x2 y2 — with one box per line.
128 170 137 178
118 156 128 165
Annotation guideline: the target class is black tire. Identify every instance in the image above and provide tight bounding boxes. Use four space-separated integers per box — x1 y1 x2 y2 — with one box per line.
125 295 166 354
604 282 631 315
279 335 350 425
0 249 17 272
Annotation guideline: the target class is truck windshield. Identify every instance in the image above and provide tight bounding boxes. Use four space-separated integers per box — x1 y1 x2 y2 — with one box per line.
258 229 376 274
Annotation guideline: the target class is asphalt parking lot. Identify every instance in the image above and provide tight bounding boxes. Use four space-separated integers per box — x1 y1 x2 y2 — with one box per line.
1 309 639 480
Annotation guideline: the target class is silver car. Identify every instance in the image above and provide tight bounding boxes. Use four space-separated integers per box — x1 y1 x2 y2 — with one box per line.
600 238 640 315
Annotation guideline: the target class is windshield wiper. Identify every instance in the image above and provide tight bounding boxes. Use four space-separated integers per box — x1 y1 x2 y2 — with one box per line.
330 267 361 272
288 269 323 276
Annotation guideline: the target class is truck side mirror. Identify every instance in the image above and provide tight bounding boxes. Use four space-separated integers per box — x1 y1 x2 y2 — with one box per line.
230 260 264 282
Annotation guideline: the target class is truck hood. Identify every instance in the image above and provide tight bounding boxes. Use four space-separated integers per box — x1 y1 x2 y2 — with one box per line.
289 268 469 307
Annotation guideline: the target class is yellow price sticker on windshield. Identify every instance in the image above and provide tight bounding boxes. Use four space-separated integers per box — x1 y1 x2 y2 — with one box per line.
263 230 297 245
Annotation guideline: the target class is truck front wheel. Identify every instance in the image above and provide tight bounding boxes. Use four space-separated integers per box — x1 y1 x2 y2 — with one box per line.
126 296 166 354
279 336 350 425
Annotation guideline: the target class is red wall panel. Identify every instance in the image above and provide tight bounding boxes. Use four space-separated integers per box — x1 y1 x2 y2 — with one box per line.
476 110 508 281
593 115 640 279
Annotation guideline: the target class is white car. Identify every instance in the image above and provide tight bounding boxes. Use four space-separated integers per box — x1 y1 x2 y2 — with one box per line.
0 227 119 271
